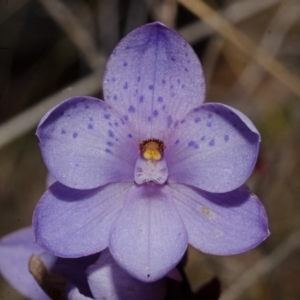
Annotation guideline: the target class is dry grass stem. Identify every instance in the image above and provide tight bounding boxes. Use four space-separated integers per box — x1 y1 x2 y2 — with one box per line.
229 0 300 99
219 230 300 300
179 0 280 44
38 0 102 70
177 0 300 99
0 70 104 148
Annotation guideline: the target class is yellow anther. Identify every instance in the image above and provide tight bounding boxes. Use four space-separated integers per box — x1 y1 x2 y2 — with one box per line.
143 148 161 160
140 140 164 161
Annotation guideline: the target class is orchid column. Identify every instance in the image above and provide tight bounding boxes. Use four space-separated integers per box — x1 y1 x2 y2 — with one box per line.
33 22 269 283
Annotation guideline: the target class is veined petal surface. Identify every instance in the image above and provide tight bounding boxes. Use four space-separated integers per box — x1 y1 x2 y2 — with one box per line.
169 183 269 255
166 103 260 193
103 22 205 142
37 96 138 189
0 227 51 300
87 249 167 300
109 184 188 282
33 182 133 257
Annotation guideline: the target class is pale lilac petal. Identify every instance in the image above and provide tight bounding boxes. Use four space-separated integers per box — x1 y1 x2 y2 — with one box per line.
168 183 269 255
66 284 93 300
37 96 138 189
109 184 188 282
103 22 205 142
87 249 167 300
166 103 260 193
0 227 51 300
33 182 133 257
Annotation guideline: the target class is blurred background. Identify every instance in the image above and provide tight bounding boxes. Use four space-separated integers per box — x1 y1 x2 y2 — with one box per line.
0 0 300 299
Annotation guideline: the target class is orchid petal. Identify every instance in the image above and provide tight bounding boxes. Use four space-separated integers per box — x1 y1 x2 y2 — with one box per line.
37 96 138 189
0 227 51 300
103 22 205 142
66 284 93 300
169 183 269 255
33 182 133 257
166 103 260 193
109 184 188 282
87 249 167 300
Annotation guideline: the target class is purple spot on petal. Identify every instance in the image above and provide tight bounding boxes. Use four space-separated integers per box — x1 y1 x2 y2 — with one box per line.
107 141 113 147
171 57 176 62
123 82 128 89
61 129 66 134
174 121 179 128
153 110 159 117
104 114 110 119
170 85 174 89
181 119 186 124
188 141 199 149
194 117 201 123
184 67 189 72
148 85 154 90
113 95 118 100
157 96 163 103
84 104 89 109
108 130 114 138
181 84 185 89
88 124 93 130
175 139 180 145
167 115 173 128
73 132 78 138
201 136 205 141
162 79 166 84
148 116 152 122
137 76 141 82
208 113 212 118
123 115 128 121
128 134 132 138
209 139 215 146
105 149 112 154
224 135 229 142
162 105 166 111
123 62 128 67
139 95 144 103
206 122 212 127
128 106 135 113
112 77 116 82
114 122 119 127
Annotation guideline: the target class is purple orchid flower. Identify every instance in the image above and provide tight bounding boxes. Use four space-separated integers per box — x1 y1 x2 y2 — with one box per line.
33 22 269 282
